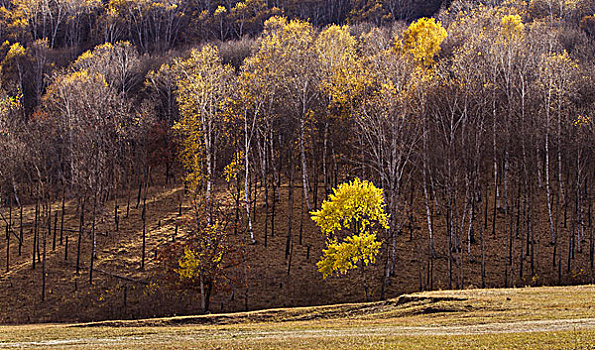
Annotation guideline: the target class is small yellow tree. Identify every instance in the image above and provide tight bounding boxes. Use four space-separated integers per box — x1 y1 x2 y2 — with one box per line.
175 219 230 313
311 178 389 301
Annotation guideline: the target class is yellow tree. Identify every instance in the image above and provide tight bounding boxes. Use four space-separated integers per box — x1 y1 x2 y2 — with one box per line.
175 212 233 313
172 44 234 216
213 5 229 40
398 17 447 68
311 178 389 301
316 24 368 112
1 39 50 115
1 42 26 114
170 46 242 311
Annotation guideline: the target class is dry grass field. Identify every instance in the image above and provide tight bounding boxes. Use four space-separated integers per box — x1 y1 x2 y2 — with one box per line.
0 285 593 349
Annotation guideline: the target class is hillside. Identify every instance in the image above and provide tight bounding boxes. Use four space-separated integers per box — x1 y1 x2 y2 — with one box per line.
0 181 592 324
0 285 593 349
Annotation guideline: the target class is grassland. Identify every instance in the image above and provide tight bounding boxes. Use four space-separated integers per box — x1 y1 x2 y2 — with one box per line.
0 285 593 349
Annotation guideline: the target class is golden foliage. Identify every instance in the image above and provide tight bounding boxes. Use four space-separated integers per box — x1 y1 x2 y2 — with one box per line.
175 222 227 281
6 42 25 60
398 17 447 67
316 24 370 112
500 14 524 42
312 178 389 278
574 114 592 127
312 178 389 237
317 232 382 278
224 151 244 183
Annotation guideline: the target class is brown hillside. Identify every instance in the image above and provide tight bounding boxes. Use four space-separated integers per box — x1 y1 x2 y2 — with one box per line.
0 180 592 324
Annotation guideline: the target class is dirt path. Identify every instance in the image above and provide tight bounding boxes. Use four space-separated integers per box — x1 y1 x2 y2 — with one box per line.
1 317 594 348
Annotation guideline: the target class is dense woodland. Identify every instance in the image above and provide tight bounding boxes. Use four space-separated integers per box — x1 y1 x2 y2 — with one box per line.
0 0 594 321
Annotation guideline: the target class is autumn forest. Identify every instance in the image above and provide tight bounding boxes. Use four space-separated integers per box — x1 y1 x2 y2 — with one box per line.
0 0 593 323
